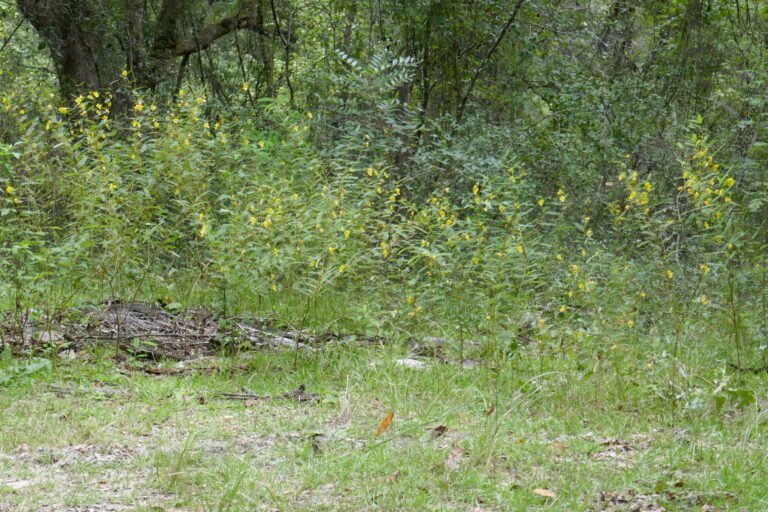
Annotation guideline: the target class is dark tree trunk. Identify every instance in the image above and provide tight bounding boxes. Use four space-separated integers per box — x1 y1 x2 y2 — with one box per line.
16 0 289 112
18 0 109 101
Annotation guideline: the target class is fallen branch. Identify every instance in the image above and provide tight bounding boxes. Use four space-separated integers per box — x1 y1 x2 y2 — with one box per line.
48 383 127 397
120 364 249 376
216 384 319 403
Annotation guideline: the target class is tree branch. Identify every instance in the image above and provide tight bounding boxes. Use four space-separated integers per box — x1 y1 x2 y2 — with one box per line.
2 0 37 54
173 11 269 57
457 0 527 122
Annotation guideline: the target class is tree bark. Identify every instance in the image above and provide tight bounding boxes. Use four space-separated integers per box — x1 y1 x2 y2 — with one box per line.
18 0 108 100
17 0 285 109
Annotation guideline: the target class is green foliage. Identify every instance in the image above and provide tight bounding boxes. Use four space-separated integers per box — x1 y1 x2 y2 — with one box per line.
0 0 767 371
0 345 51 385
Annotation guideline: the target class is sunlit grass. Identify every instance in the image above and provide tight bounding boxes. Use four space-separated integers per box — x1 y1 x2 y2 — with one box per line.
0 336 765 510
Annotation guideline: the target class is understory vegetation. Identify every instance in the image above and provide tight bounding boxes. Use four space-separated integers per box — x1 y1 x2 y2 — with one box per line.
1 0 768 510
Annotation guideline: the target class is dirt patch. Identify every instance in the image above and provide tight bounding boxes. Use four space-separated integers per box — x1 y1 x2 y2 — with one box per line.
591 437 642 468
597 490 666 511
1 442 169 511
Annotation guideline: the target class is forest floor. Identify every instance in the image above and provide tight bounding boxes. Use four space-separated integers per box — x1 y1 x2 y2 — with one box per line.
0 306 766 511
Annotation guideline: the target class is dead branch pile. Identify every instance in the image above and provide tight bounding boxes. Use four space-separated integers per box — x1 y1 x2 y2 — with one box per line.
0 301 387 360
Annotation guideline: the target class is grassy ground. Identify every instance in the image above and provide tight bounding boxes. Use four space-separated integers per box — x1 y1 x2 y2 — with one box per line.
0 336 765 511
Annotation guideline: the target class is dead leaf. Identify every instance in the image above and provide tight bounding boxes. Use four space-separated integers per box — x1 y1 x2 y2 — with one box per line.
484 405 496 416
444 447 464 471
431 425 448 438
376 411 395 436
390 470 400 482
533 488 556 498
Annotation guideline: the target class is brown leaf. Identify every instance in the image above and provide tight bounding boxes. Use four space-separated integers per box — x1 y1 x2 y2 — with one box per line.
376 411 395 436
431 425 448 438
533 488 556 498
484 405 496 416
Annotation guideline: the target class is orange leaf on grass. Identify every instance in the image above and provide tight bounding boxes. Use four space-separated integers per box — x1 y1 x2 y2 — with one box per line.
376 411 395 436
533 488 556 498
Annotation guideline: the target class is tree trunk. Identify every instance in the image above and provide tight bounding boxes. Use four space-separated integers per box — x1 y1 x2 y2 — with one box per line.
17 0 286 111
18 0 109 101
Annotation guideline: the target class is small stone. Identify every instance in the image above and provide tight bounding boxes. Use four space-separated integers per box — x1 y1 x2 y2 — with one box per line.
58 349 77 360
395 358 427 369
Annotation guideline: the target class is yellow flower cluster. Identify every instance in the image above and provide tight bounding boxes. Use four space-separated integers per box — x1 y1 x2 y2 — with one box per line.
620 171 653 213
679 137 736 222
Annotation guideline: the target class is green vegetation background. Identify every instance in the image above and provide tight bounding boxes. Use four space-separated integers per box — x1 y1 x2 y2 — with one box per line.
0 1 767 377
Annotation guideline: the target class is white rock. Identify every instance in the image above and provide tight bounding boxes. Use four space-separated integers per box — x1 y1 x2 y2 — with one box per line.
395 358 427 369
